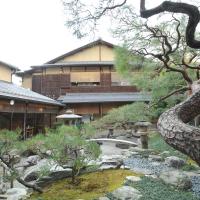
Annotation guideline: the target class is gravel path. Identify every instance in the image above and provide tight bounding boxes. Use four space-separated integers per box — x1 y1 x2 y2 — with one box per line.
124 155 200 198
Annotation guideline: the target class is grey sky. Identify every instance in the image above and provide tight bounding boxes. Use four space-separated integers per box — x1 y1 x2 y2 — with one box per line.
0 0 197 72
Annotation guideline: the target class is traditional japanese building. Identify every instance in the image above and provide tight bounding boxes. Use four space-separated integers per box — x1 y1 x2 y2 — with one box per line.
17 39 150 121
0 61 63 135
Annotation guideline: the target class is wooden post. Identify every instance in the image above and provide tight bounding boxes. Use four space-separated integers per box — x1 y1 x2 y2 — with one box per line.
23 103 28 140
50 113 52 128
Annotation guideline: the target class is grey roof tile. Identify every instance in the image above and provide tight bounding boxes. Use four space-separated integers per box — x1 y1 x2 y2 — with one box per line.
0 81 63 106
58 92 151 103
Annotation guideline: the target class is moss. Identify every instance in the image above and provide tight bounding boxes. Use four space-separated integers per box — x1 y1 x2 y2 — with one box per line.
29 169 139 200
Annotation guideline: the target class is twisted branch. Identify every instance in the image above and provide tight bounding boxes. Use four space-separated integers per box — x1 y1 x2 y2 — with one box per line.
140 0 200 48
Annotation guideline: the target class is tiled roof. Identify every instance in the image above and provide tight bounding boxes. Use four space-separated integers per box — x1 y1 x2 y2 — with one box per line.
0 81 63 106
16 61 115 76
58 92 151 103
31 61 114 68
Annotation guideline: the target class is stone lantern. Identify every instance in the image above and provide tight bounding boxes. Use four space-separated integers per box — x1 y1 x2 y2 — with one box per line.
135 121 152 149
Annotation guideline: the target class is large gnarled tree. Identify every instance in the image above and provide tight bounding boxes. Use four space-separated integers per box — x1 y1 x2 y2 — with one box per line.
63 0 200 165
140 0 200 165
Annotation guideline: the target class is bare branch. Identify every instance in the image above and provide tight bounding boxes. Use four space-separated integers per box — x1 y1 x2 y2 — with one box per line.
140 0 200 48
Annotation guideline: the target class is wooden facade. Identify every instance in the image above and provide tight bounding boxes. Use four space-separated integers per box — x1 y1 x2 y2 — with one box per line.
17 39 145 119
0 98 60 135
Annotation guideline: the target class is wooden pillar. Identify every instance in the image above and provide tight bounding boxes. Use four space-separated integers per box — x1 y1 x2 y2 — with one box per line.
99 104 103 117
50 113 52 128
23 103 28 140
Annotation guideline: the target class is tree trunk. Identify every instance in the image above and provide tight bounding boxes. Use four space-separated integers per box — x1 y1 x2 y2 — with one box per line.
157 89 200 166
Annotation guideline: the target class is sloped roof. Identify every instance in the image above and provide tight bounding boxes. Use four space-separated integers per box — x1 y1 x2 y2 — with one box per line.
32 61 114 68
0 81 63 106
45 39 115 64
16 61 115 77
0 61 19 71
58 92 151 103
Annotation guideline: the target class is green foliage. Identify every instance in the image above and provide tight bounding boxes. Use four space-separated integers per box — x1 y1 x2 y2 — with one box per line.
93 102 150 129
40 125 101 183
0 129 20 156
181 163 199 172
149 132 187 159
115 46 188 119
19 134 46 155
129 176 199 200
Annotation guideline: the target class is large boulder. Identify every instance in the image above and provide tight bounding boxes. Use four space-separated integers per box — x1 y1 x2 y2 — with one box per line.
159 170 192 190
36 167 72 187
15 155 41 169
6 188 27 200
23 159 50 182
165 156 185 168
99 155 124 170
0 181 8 194
26 155 41 166
110 186 142 200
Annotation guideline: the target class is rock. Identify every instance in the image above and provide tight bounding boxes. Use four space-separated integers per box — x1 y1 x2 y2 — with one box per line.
148 155 163 162
151 162 161 167
145 174 158 179
24 171 39 182
120 165 131 170
100 165 117 170
35 164 72 187
24 160 72 183
125 130 133 138
2 155 20 164
45 150 52 156
49 168 72 180
0 182 8 194
0 194 8 199
6 188 27 200
129 147 154 153
21 149 36 157
12 155 21 164
15 159 30 168
116 143 130 149
100 155 124 169
23 159 51 182
98 197 110 200
165 156 185 168
159 170 192 190
130 152 140 157
125 176 141 184
110 186 142 200
159 151 170 157
26 155 41 166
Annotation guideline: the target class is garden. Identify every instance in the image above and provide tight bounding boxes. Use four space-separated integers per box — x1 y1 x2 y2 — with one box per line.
1 0 200 200
0 124 200 200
